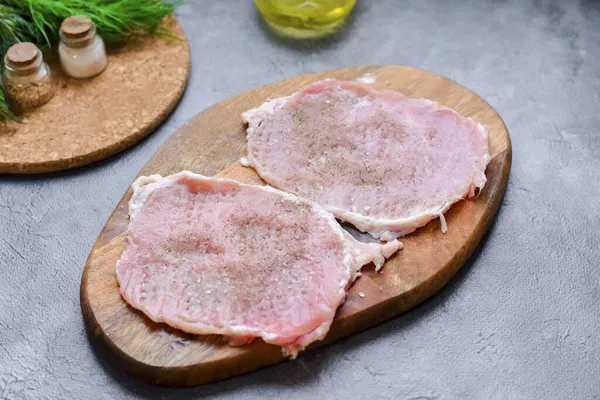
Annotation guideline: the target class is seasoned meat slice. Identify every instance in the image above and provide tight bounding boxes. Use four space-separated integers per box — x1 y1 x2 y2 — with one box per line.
243 79 490 240
116 172 401 357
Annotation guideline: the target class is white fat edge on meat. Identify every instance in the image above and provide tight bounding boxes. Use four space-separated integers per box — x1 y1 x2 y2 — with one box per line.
239 157 251 167
327 196 466 241
121 170 402 357
436 200 453 234
282 323 332 359
357 73 376 84
438 212 448 234
355 239 403 272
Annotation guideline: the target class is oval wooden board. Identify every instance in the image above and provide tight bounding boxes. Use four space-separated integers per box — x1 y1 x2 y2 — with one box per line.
0 18 190 174
81 65 511 387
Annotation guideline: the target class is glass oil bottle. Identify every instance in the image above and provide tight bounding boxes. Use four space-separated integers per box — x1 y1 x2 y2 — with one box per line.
255 0 357 39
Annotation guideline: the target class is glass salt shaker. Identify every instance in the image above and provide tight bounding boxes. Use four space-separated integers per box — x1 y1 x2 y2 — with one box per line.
2 42 55 111
59 16 108 79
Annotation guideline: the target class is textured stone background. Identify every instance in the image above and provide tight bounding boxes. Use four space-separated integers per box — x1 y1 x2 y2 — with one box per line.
1 1 599 399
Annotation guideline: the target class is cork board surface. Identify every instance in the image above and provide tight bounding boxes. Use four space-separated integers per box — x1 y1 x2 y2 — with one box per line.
0 17 190 174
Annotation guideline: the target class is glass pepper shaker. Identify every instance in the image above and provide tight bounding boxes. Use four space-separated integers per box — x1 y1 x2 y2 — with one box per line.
2 42 55 111
59 16 108 79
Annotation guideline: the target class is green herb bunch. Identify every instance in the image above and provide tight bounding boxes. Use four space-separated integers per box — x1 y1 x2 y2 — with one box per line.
0 0 178 122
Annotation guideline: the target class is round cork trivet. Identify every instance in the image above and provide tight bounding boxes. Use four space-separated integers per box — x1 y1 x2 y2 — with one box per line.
0 17 190 174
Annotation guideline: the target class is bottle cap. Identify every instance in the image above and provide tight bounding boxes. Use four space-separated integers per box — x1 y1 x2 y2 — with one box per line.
4 42 42 76
61 16 94 38
5 43 39 69
60 16 96 48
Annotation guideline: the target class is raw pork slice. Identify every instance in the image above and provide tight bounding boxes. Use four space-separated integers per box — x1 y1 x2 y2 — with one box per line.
243 79 491 241
116 172 401 357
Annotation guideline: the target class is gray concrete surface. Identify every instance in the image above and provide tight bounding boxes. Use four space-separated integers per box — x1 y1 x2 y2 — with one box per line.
1 0 599 398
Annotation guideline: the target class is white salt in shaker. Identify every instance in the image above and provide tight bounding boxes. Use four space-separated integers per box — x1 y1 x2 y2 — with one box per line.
59 16 108 79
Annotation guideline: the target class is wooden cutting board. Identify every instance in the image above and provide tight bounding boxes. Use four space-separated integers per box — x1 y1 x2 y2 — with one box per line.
0 18 189 174
80 65 511 387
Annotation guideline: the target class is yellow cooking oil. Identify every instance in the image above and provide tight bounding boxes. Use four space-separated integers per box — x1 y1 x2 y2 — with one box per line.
255 0 356 39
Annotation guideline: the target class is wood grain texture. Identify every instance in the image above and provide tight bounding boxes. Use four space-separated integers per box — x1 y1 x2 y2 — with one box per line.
80 65 511 387
0 18 190 174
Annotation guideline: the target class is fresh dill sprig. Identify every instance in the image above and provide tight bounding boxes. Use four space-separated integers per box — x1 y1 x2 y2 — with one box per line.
3 0 178 45
0 4 30 121
0 4 30 44
0 88 16 123
0 0 178 122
